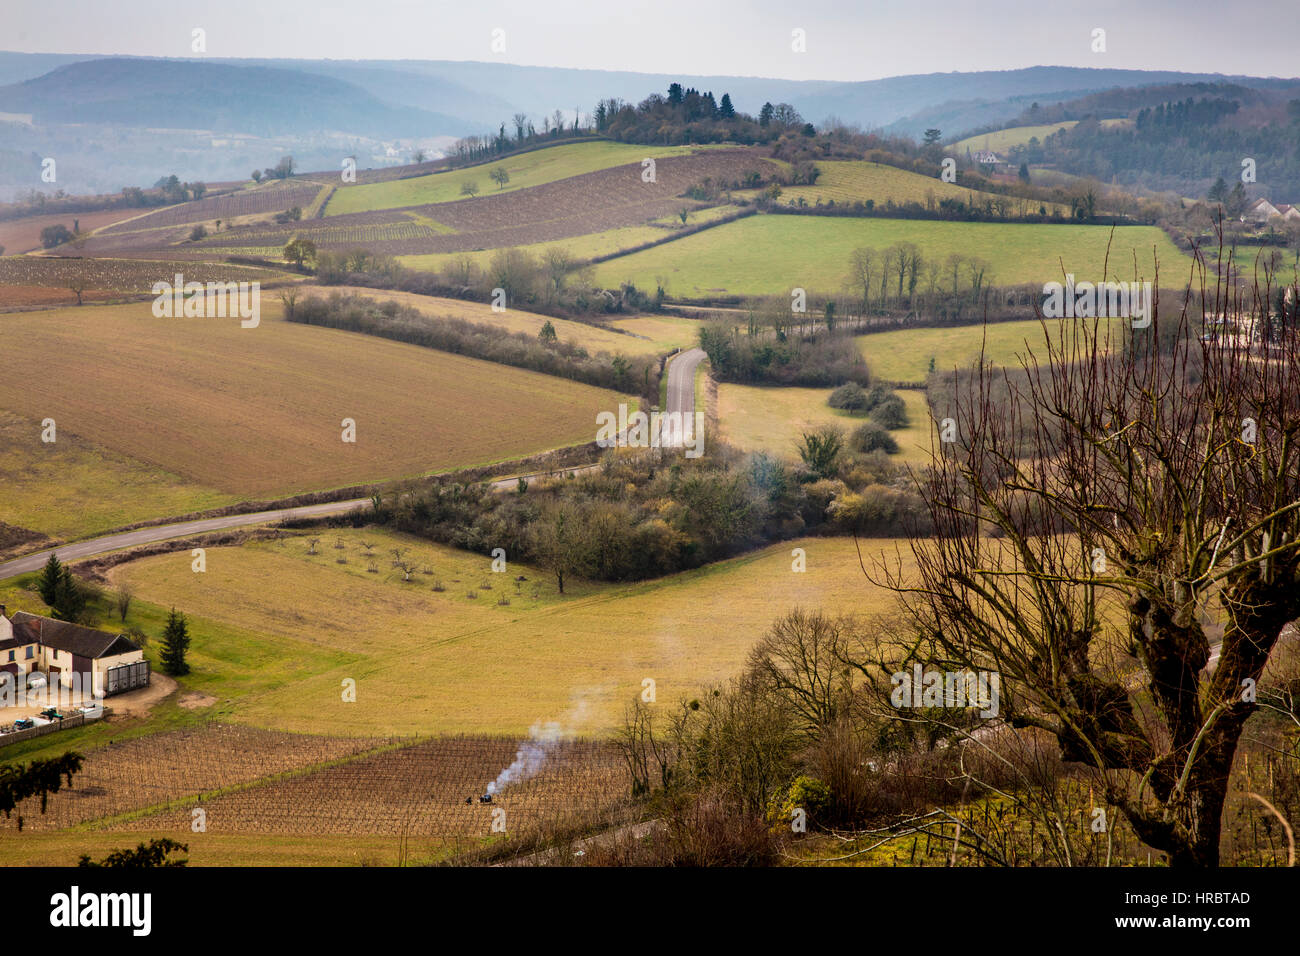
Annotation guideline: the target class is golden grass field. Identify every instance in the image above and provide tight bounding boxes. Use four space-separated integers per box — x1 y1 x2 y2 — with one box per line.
0 299 629 500
717 384 935 469
102 527 911 737
322 286 687 357
0 831 435 867
855 317 1124 383
605 314 701 352
0 409 236 542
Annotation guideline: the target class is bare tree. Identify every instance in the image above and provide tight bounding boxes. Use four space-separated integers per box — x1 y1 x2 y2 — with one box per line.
848 247 877 314
528 501 588 594
115 587 133 623
880 237 1300 866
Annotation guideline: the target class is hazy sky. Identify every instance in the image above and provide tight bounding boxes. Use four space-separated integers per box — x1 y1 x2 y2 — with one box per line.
5 0 1297 82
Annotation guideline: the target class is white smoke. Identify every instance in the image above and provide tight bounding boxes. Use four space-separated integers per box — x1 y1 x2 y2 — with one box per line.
485 699 591 796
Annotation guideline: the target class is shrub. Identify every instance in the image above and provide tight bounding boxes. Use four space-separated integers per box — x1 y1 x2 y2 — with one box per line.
869 394 909 429
773 775 832 829
797 426 845 479
40 224 73 248
850 421 899 454
828 382 869 412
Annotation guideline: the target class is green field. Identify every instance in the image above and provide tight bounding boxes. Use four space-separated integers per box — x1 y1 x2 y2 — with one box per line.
606 314 702 352
591 214 1195 299
742 159 1068 214
56 528 911 737
953 123 1079 153
327 142 719 217
856 317 1124 383
718 384 935 468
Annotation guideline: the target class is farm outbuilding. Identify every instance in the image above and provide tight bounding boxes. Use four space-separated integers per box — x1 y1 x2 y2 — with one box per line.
0 607 149 699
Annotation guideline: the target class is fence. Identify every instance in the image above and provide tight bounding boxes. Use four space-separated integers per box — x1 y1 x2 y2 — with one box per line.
0 712 99 748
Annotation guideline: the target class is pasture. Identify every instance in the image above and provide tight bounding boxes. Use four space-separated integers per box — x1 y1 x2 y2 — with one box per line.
0 410 235 542
953 123 1079 153
591 215 1195 299
744 159 1070 214
855 316 1124 383
0 299 629 499
718 384 935 468
101 527 909 737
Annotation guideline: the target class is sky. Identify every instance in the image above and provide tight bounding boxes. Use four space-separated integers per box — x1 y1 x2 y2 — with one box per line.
4 0 1297 82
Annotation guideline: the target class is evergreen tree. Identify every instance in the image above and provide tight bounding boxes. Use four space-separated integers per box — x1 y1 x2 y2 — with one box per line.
52 567 85 623
759 102 774 127
35 554 87 622
160 608 191 677
1208 175 1229 204
1227 181 1248 218
719 93 735 120
36 553 63 608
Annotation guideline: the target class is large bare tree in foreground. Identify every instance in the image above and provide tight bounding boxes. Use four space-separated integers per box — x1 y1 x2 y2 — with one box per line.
886 246 1300 866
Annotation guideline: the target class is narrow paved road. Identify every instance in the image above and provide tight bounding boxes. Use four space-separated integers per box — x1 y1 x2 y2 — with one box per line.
0 467 592 581
0 352 710 582
0 499 371 580
663 347 705 446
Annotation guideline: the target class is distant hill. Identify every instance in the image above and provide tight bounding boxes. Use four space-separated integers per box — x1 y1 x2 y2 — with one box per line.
0 57 463 137
3 52 1293 134
0 51 1296 199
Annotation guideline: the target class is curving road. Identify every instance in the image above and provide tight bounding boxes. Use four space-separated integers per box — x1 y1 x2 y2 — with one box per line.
0 499 371 580
0 356 707 581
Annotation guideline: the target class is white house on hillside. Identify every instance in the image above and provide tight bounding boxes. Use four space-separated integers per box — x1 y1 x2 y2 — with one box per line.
0 606 149 699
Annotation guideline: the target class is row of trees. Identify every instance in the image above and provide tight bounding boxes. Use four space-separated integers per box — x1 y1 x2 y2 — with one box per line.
286 289 660 403
846 244 992 315
250 156 295 183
